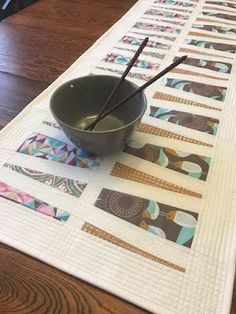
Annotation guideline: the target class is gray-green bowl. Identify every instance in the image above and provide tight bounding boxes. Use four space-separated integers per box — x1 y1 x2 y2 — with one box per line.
50 75 147 155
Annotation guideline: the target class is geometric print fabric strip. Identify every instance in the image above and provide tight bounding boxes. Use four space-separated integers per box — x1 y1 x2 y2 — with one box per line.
133 21 181 34
4 163 87 198
95 188 198 248
144 8 189 21
149 106 219 135
0 181 70 222
124 142 211 181
17 132 101 169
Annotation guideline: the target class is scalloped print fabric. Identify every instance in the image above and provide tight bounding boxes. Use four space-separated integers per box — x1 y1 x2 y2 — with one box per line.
4 163 87 198
149 106 219 134
160 77 227 101
124 142 211 181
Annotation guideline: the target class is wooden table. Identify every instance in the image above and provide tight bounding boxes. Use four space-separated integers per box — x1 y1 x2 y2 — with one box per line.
0 1 235 313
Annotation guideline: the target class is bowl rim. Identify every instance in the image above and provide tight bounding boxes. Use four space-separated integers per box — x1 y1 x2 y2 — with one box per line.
50 75 147 134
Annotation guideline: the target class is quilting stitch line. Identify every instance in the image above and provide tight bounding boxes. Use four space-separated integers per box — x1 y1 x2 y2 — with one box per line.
81 222 186 273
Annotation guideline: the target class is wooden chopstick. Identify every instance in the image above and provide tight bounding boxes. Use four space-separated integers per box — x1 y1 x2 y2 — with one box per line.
86 37 149 131
85 55 187 131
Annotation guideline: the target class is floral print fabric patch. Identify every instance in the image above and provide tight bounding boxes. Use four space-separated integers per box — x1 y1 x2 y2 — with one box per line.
17 133 101 169
0 181 70 222
124 142 211 181
95 188 198 248
149 106 219 135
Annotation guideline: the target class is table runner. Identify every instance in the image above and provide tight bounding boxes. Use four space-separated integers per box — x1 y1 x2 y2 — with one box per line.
0 0 236 313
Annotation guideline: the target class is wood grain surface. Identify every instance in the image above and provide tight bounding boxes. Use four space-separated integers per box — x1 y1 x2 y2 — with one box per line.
0 0 235 313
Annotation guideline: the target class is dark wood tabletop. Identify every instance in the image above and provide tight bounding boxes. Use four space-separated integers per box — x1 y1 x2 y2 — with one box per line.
0 1 235 313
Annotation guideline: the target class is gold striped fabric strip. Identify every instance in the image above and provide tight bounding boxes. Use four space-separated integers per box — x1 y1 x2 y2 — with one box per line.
188 31 235 42
196 17 236 27
179 47 233 59
153 91 222 111
82 222 186 273
137 122 213 147
203 6 234 13
171 67 228 81
111 162 202 198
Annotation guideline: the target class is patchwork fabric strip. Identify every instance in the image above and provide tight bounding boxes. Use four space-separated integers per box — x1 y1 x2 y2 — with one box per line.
185 39 236 54
0 181 69 221
149 106 219 135
188 31 236 42
17 132 101 169
130 30 176 41
160 78 226 101
115 46 165 59
95 188 198 248
154 0 196 7
153 91 222 111
124 141 211 181
192 24 236 36
179 47 234 59
133 21 181 34
4 163 87 198
121 35 171 49
173 56 232 73
82 222 185 272
171 68 228 81
205 1 236 9
111 162 202 198
152 5 192 13
142 16 185 26
145 8 189 20
202 12 236 22
103 53 160 70
94 66 153 82
196 17 236 27
137 122 212 147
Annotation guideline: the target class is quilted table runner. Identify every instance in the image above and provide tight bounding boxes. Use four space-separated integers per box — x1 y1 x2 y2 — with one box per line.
0 0 236 313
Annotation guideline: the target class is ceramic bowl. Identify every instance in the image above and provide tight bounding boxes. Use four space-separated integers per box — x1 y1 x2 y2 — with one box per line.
50 75 147 155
